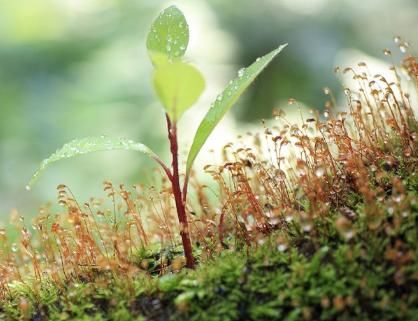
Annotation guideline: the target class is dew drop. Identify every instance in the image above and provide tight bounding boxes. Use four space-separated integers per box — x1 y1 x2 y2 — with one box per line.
25 185 31 191
393 195 403 203
336 216 355 240
277 244 287 252
399 45 407 53
343 230 355 240
11 243 18 253
302 223 312 232
238 68 245 77
383 49 391 56
285 215 293 223
276 235 288 252
257 237 266 245
314 166 325 177
269 217 280 225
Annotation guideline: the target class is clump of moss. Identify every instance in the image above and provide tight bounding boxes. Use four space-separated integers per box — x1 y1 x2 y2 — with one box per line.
0 47 417 320
1 184 417 320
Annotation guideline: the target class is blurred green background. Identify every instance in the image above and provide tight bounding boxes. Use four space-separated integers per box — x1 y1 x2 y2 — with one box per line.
0 0 417 220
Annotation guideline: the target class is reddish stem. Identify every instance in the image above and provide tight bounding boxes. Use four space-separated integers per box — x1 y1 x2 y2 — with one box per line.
182 173 190 204
152 156 173 182
166 115 195 269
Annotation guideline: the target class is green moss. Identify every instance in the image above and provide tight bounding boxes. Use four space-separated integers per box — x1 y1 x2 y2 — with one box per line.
1 187 417 321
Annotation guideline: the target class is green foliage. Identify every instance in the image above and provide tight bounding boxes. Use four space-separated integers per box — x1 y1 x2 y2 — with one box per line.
186 44 287 174
27 4 286 270
153 61 205 121
27 136 158 189
29 5 285 198
146 5 189 65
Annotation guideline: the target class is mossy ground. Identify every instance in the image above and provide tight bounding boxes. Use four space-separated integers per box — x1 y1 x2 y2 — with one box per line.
1 167 417 321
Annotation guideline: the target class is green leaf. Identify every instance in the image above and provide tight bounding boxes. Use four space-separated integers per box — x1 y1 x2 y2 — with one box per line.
153 61 205 121
146 5 189 65
27 136 160 190
186 44 287 174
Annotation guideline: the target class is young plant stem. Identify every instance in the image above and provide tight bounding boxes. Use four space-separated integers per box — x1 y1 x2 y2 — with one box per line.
182 174 190 204
166 115 195 269
152 156 173 182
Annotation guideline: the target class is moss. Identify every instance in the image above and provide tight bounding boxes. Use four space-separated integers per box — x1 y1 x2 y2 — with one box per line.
1 187 417 321
166 200 418 321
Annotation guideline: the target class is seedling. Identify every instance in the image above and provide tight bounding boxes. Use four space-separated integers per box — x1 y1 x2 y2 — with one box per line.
27 5 287 268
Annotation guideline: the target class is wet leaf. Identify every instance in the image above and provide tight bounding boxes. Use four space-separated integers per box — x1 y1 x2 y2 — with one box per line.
153 61 205 121
146 5 189 65
186 44 287 174
27 136 160 189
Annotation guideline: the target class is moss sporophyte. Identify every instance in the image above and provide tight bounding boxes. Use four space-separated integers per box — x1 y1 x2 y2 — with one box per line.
27 5 287 269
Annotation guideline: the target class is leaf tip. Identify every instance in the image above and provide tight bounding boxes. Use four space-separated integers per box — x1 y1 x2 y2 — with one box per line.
166 4 181 11
275 43 288 53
